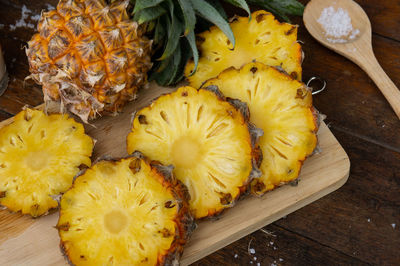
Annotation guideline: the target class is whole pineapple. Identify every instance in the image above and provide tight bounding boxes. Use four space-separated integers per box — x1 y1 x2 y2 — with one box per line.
0 109 93 217
58 154 194 265
26 0 152 122
203 62 318 195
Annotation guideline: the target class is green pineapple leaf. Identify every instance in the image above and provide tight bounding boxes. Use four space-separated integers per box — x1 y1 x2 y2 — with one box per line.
177 0 196 35
185 31 199 75
223 0 251 17
133 0 165 13
247 0 304 22
158 1 183 61
133 5 166 24
190 0 236 47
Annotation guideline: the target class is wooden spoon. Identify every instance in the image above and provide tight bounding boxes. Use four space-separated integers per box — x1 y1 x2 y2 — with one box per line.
303 0 400 119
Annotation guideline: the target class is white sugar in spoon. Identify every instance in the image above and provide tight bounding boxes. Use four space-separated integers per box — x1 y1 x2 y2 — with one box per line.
303 0 400 119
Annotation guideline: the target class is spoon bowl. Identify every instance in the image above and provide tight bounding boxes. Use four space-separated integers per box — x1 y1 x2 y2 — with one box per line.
304 0 400 119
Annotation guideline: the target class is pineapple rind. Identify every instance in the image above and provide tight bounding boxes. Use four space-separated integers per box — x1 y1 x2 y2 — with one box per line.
0 109 93 217
185 10 302 89
127 86 259 219
203 62 318 195
58 154 193 266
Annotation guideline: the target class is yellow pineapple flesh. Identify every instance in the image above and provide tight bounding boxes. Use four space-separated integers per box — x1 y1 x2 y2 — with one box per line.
127 86 260 219
26 0 152 122
203 62 317 195
0 109 93 216
57 154 193 265
185 10 303 88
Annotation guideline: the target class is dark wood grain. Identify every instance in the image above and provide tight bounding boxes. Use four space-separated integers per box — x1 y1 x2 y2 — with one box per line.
276 128 400 265
0 0 399 265
194 128 400 266
193 224 370 266
357 0 400 42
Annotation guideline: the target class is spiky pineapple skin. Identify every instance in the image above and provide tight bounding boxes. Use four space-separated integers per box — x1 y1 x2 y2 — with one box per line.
185 10 302 88
0 108 93 217
26 0 152 122
58 153 194 266
127 86 261 219
203 62 318 195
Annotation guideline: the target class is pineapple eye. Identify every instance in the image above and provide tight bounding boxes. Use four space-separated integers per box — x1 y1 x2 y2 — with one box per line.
158 228 173 238
164 200 176 208
250 66 258 73
219 192 232 205
128 158 141 174
285 26 297 36
138 114 148 124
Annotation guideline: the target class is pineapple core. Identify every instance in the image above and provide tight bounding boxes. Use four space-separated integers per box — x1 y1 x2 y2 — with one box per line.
171 137 202 168
25 151 49 171
104 210 128 234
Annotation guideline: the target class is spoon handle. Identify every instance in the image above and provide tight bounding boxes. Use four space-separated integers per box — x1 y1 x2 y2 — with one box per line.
357 51 400 119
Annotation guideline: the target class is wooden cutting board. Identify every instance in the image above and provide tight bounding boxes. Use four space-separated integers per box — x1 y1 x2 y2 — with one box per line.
0 83 350 266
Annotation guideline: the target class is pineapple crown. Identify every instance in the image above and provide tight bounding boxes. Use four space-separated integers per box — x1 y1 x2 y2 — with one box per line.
124 0 304 86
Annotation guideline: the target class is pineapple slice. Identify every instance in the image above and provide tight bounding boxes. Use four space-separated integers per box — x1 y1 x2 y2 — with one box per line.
127 86 260 219
57 154 194 265
0 109 93 216
185 10 303 88
203 62 318 195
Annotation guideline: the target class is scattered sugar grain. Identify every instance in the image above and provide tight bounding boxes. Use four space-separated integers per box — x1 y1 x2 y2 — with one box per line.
234 254 238 259
253 256 257 261
249 248 256 254
9 5 37 30
367 218 371 222
257 263 261 266
31 14 41 21
350 29 360 39
46 3 55 10
392 223 396 229
279 258 284 262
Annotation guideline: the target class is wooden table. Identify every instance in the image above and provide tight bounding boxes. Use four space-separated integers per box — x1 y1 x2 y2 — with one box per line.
0 0 399 265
